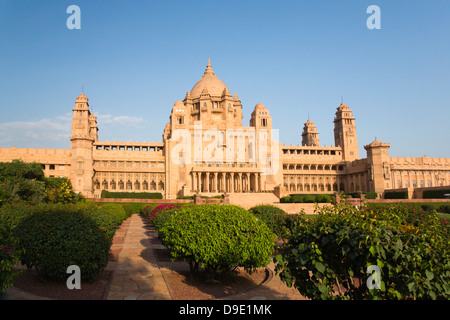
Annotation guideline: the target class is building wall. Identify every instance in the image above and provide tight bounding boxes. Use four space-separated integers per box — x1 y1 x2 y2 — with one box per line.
1 62 449 200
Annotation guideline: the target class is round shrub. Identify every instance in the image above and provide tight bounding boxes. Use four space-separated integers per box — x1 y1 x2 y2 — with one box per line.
156 204 275 277
248 204 289 238
13 208 110 283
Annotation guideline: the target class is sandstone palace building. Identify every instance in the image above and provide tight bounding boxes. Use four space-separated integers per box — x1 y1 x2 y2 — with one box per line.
1 60 449 200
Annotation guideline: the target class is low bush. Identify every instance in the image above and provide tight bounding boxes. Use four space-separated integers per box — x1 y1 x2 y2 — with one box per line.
13 208 110 283
274 202 450 300
156 204 275 277
101 190 163 199
280 196 291 203
248 205 289 238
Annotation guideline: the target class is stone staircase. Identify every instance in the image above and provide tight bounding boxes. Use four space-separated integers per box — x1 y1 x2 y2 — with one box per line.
228 192 280 209
228 192 329 215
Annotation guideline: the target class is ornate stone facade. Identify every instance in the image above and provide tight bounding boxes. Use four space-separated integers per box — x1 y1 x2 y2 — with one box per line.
0 60 449 199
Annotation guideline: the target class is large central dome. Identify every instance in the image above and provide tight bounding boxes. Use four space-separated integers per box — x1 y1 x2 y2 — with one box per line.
190 59 229 99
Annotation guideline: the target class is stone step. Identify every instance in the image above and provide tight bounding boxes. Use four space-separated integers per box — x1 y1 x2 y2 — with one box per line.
228 192 280 209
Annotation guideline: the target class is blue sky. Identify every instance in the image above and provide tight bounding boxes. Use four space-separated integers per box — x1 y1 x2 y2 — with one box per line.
0 0 449 158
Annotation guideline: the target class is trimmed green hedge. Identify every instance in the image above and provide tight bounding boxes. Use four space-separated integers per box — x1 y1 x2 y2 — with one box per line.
367 202 450 214
348 192 378 199
384 191 408 199
423 189 450 199
281 194 333 203
101 190 163 199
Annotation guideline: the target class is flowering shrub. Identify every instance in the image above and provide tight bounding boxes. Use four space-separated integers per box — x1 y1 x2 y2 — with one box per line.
44 177 84 204
0 227 24 296
147 204 179 221
274 202 450 300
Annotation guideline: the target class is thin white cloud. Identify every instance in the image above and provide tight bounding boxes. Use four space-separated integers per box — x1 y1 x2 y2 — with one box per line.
96 113 144 127
0 114 72 148
0 112 146 148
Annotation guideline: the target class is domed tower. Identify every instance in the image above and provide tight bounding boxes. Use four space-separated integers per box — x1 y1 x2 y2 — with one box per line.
301 119 320 146
188 58 243 128
250 103 272 130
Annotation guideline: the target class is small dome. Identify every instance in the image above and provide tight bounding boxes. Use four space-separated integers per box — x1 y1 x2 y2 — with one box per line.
255 103 266 110
191 59 229 98
174 100 184 107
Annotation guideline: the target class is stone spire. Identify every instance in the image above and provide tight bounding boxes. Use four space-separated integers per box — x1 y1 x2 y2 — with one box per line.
184 90 192 102
222 86 232 98
204 58 214 75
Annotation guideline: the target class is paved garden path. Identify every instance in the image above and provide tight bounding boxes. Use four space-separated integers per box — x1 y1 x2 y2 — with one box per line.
106 214 172 300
